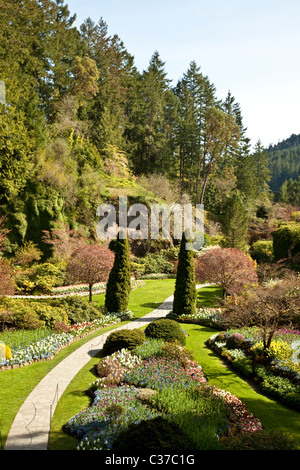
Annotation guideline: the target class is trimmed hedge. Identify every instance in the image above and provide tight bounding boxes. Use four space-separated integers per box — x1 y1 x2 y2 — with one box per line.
144 318 186 346
173 232 197 316
271 223 300 261
222 429 298 450
105 232 131 314
111 416 196 451
102 328 146 356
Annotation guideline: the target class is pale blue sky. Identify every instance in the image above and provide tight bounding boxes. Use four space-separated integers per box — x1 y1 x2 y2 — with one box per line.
66 0 300 149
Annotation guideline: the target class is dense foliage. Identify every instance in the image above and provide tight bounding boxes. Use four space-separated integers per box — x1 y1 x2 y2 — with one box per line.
0 0 280 260
105 233 131 313
173 232 197 316
267 134 300 203
144 318 186 346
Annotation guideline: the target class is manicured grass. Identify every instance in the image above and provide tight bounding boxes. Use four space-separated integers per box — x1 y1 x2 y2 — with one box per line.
0 279 175 449
89 278 176 318
49 351 103 450
197 285 223 307
3 279 300 450
0 322 125 450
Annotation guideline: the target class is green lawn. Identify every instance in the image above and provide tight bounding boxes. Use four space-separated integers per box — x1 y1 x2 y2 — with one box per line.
49 283 300 450
90 278 176 317
196 285 223 307
0 279 176 449
2 278 300 450
185 323 300 446
49 320 300 450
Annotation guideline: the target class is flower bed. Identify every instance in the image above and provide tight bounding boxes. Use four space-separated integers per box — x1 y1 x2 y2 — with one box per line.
123 356 206 390
8 279 145 299
167 307 224 329
63 336 263 450
206 327 300 410
0 313 127 369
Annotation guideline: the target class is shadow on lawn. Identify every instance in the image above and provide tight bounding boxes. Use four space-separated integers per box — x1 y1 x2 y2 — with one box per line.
140 301 173 309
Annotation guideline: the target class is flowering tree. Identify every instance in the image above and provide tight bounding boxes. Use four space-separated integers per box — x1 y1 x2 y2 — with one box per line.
222 274 300 353
195 247 258 299
0 215 9 255
66 243 115 301
0 260 15 296
42 222 88 260
0 215 15 296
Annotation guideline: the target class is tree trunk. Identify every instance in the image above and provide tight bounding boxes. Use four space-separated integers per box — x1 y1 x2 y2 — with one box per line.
89 284 93 302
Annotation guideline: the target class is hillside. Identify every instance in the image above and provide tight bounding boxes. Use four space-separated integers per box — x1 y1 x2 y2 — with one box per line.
266 133 300 198
0 0 297 259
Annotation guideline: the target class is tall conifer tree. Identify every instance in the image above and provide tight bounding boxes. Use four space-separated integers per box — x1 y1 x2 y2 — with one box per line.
105 231 131 313
173 232 197 316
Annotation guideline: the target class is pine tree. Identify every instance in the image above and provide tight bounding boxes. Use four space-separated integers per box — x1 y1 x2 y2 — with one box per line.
127 51 177 175
173 232 197 316
175 61 217 199
105 231 131 313
222 191 249 250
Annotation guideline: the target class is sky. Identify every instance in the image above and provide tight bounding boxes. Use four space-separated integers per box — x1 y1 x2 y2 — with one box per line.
66 0 300 149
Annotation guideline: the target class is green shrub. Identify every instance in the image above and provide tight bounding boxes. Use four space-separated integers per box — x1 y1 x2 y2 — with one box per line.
271 223 300 261
50 296 103 324
226 333 246 349
173 232 197 316
139 253 174 275
291 211 300 222
144 318 186 346
250 239 273 263
215 331 227 342
160 341 194 366
102 328 145 356
111 416 196 451
255 365 300 410
14 306 45 330
105 232 131 313
231 355 253 378
0 297 70 329
33 302 69 328
16 261 66 294
223 429 298 450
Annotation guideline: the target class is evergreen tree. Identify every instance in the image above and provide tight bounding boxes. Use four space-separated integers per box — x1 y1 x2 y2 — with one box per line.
222 191 249 250
126 51 177 175
267 133 300 195
105 231 131 313
80 17 136 154
173 232 197 316
174 61 217 200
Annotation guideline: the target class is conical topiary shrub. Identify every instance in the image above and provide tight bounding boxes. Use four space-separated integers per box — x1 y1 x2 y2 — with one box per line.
173 231 197 316
105 231 131 313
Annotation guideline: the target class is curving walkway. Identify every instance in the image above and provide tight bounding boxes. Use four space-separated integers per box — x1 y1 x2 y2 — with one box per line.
4 290 188 450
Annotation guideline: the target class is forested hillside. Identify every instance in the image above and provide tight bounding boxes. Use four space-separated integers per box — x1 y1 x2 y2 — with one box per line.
0 0 297 259
266 134 300 204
